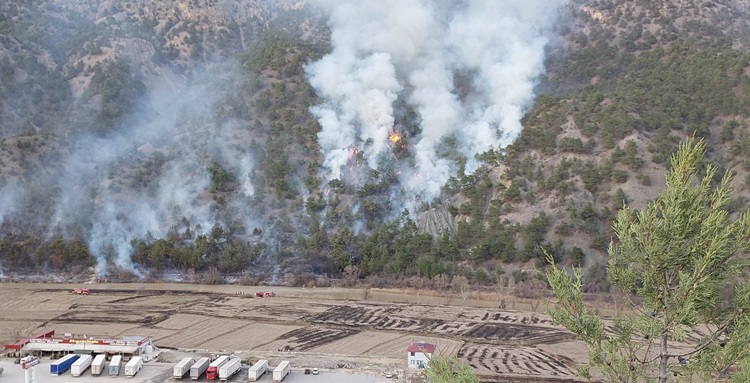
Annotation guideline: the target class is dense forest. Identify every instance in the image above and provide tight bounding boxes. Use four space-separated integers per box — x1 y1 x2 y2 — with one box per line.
1 0 750 291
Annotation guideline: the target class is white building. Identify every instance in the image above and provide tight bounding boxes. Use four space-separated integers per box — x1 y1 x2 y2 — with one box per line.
407 341 435 369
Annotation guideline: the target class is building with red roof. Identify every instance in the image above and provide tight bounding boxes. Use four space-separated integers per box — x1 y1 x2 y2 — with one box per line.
407 341 436 369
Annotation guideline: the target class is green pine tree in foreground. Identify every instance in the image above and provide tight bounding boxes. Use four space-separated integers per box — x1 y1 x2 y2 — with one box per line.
425 355 480 383
547 138 750 382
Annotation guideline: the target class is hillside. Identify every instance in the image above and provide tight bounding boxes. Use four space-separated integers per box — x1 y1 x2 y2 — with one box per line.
1 0 750 292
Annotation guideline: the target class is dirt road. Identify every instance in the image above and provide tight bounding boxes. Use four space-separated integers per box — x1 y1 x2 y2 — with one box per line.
0 282 589 382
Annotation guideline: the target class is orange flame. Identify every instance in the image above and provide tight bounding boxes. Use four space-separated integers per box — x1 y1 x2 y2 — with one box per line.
388 132 402 143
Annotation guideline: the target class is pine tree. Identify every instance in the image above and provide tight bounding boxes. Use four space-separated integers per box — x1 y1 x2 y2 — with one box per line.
547 138 750 382
424 355 480 383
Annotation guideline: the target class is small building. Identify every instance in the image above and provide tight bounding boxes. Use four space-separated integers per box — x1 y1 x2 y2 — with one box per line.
407 341 435 369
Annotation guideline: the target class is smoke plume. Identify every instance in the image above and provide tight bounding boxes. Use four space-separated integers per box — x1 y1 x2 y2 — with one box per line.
68 68 261 274
307 0 565 201
0 61 262 274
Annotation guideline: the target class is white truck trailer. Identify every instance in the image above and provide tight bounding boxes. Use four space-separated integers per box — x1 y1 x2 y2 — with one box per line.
70 355 94 376
109 355 122 376
248 360 268 381
124 356 143 378
91 354 107 376
173 357 195 378
71 354 93 377
273 361 290 382
219 357 242 381
190 357 210 380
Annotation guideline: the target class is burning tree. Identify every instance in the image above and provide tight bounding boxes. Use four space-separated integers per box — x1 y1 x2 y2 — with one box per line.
387 131 409 158
547 138 750 382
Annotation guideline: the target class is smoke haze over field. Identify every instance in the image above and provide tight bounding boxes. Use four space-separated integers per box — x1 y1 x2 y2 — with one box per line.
307 0 565 201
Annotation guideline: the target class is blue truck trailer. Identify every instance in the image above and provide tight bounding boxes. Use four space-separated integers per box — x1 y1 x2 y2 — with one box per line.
50 354 79 376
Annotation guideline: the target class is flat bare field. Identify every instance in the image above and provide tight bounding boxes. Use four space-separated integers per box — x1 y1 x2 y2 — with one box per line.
0 282 589 382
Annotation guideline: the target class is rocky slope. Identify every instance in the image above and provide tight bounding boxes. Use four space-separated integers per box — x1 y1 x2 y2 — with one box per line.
1 0 749 287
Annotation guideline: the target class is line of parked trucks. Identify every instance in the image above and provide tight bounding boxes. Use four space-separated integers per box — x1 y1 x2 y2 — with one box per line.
173 356 290 381
42 352 290 381
48 353 143 377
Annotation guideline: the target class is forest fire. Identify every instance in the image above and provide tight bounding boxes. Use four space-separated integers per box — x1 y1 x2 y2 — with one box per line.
387 132 408 160
388 132 402 144
349 147 361 163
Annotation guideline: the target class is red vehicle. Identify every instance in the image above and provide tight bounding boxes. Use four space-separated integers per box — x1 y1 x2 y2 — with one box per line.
72 288 90 295
205 355 229 380
255 291 276 297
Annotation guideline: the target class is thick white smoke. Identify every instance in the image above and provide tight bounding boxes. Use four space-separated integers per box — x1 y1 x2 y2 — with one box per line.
31 63 258 275
239 156 256 198
307 0 564 200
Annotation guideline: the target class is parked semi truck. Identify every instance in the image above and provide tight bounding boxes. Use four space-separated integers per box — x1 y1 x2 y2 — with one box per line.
50 354 79 376
206 355 230 380
273 361 290 382
190 357 210 380
219 357 241 381
71 354 93 377
124 356 143 378
174 357 195 378
248 360 268 381
109 355 122 376
91 354 107 376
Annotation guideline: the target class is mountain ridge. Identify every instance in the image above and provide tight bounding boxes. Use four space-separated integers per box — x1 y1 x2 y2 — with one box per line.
1 0 749 291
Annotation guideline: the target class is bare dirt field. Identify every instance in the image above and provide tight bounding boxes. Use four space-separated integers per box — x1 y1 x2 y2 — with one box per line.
0 282 590 382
